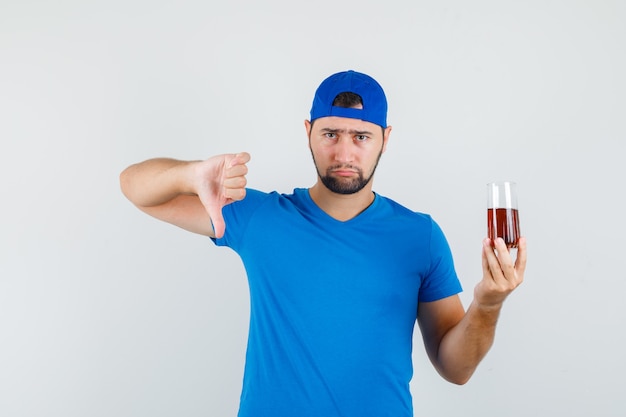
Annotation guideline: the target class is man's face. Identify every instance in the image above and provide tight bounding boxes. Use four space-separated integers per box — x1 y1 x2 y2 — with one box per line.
306 116 391 195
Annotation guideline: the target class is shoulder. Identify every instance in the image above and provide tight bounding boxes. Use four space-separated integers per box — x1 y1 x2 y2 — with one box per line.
375 194 434 224
374 194 451 244
216 188 309 247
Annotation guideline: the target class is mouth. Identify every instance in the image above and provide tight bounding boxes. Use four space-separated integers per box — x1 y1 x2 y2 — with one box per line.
331 169 358 177
329 165 360 177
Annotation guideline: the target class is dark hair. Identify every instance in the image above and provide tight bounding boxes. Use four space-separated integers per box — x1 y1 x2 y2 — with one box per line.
332 92 363 108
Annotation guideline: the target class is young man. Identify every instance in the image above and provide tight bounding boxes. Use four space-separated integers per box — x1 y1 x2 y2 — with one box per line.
120 70 527 417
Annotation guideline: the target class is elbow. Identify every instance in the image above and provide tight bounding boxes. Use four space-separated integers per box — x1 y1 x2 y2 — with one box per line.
119 168 129 195
119 165 137 201
447 374 472 386
437 365 475 386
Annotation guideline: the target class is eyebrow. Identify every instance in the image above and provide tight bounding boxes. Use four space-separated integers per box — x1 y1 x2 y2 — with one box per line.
320 127 373 135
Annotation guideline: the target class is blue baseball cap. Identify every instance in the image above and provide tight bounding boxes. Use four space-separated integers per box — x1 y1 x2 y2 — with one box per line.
310 70 388 128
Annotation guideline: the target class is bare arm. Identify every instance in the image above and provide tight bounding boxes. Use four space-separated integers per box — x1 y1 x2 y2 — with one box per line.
119 153 250 238
418 236 527 385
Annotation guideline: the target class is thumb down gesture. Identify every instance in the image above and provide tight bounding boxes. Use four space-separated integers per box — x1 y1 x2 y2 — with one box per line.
194 152 250 238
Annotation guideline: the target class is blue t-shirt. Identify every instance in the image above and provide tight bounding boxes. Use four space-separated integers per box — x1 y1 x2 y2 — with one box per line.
213 188 462 417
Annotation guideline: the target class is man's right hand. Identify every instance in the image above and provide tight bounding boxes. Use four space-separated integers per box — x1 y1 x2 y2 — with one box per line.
194 152 251 238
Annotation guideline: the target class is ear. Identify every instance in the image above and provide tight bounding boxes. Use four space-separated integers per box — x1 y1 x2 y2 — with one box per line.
382 125 392 153
304 119 312 147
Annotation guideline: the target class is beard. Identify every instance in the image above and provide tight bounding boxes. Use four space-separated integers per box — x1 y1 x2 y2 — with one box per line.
311 149 383 195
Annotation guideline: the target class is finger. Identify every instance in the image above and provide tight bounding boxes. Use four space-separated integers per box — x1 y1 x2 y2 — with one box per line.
225 162 248 179
493 238 513 262
484 238 515 285
223 174 247 189
228 152 251 168
223 165 247 199
493 238 518 280
514 236 528 277
481 238 494 279
225 154 249 187
482 238 501 281
224 153 249 201
223 186 247 201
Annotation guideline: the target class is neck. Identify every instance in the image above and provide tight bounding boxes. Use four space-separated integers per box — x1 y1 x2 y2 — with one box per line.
308 181 375 221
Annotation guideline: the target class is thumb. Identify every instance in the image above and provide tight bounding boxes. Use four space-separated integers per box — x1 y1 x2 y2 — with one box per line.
205 199 226 239
196 159 227 238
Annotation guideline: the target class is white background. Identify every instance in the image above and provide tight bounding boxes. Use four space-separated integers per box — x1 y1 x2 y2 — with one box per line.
1 1 625 416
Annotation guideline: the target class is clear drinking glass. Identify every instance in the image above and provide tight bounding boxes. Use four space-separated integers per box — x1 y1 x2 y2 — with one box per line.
487 181 520 248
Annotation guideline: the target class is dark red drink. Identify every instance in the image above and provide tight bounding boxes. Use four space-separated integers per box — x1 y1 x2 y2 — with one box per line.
487 208 520 248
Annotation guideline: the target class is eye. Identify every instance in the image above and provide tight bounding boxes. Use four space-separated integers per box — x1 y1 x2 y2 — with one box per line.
324 132 337 139
355 135 369 142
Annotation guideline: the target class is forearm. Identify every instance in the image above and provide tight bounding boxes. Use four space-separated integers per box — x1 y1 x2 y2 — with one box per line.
436 302 502 385
119 158 199 207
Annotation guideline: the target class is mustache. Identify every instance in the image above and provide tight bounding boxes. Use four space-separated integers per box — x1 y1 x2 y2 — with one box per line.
327 164 362 173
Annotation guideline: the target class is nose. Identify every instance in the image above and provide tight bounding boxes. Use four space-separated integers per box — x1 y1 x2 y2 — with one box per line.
334 138 355 164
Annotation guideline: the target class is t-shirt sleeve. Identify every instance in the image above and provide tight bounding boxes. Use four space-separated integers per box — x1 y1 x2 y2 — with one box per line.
211 188 270 251
418 218 463 302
